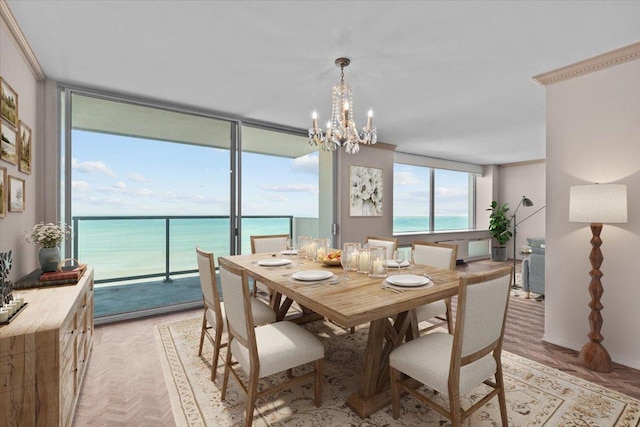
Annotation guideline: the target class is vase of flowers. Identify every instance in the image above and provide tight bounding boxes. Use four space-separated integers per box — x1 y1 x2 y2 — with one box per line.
25 223 72 272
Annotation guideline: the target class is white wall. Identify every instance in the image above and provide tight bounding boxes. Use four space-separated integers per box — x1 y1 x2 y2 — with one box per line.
499 161 546 260
545 57 640 369
0 23 41 281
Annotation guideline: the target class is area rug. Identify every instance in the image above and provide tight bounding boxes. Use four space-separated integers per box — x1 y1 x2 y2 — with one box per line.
156 317 640 426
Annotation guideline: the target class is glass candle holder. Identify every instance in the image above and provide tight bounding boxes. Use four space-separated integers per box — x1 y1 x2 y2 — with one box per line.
342 243 360 272
369 246 388 278
357 248 371 274
313 238 329 262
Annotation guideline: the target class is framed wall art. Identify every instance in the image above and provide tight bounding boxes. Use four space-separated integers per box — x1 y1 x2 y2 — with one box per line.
350 165 383 217
18 121 32 174
8 175 24 212
1 121 18 165
0 78 18 127
0 167 6 218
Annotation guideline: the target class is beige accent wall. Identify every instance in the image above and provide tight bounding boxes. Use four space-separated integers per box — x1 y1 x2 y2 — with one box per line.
337 142 395 246
0 21 42 281
544 52 640 369
499 161 546 260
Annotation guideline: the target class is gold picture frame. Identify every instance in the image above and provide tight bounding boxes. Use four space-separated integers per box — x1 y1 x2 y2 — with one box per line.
18 121 32 174
0 167 6 218
1 120 18 165
0 78 18 127
8 175 24 212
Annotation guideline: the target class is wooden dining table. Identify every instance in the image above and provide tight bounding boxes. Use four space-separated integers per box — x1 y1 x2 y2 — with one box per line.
218 253 462 418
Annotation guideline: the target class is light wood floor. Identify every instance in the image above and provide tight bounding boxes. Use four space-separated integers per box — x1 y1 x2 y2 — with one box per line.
73 260 640 426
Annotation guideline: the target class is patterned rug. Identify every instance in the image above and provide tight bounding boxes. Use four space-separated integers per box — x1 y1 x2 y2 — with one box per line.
156 317 640 426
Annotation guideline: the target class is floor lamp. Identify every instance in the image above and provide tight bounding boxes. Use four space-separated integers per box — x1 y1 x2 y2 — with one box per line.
511 196 533 287
569 183 627 373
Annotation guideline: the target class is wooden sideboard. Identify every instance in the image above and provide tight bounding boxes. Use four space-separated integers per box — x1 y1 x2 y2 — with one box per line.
0 267 94 426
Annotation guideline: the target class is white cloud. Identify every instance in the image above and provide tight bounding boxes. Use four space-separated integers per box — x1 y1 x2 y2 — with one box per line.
265 193 288 202
260 183 318 193
128 173 147 182
290 154 319 174
435 186 468 198
394 171 423 186
113 181 127 189
72 181 91 192
133 188 154 197
72 158 116 176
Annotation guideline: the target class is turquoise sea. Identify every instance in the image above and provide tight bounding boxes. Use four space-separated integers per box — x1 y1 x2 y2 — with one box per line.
75 215 469 282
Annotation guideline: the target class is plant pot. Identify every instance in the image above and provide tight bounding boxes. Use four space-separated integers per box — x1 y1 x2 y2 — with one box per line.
38 246 61 272
491 246 508 262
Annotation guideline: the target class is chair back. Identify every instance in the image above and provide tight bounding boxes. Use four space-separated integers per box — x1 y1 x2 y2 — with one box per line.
412 241 457 269
366 235 398 259
250 234 289 254
454 267 512 360
218 258 255 348
196 247 222 324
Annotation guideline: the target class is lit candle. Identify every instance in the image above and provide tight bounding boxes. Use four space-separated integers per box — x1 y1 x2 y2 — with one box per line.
358 252 370 272
13 295 23 308
343 101 349 123
373 258 384 275
367 109 373 129
312 111 318 131
0 308 8 322
316 247 326 259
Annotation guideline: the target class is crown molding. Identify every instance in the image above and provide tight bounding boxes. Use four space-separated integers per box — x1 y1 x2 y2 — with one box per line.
532 41 640 87
0 0 45 81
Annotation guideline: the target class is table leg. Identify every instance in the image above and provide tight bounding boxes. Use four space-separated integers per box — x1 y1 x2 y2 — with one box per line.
270 291 323 324
346 310 418 418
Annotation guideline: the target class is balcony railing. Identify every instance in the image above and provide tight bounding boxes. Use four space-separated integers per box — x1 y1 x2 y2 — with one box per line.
72 215 294 284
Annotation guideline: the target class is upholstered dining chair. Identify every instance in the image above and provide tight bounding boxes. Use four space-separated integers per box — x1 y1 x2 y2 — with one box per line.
195 247 276 381
389 266 512 426
366 235 398 260
250 234 290 300
412 241 458 334
218 257 324 427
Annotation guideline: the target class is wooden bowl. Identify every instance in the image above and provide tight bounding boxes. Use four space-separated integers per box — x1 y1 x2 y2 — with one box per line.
321 258 341 266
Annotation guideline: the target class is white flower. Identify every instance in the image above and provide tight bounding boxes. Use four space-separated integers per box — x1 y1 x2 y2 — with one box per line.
24 223 72 248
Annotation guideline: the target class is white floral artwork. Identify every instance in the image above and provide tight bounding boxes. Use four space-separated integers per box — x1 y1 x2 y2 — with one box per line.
350 166 383 216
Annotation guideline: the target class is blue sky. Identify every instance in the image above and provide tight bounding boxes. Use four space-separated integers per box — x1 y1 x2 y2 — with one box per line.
71 130 469 218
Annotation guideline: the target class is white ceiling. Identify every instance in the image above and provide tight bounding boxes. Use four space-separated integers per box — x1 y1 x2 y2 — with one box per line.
6 1 640 165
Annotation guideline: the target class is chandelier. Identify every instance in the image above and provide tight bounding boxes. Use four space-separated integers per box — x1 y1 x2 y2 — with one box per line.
308 57 377 154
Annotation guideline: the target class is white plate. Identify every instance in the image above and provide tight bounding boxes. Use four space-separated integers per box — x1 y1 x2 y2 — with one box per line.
257 258 293 267
386 260 410 268
386 274 430 287
292 270 334 281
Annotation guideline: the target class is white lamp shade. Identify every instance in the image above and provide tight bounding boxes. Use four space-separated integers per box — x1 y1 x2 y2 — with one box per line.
569 183 627 223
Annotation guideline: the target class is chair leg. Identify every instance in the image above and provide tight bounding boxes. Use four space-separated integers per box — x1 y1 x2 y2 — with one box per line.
445 298 454 334
211 327 223 381
495 365 509 426
449 393 462 427
221 340 233 401
349 326 355 334
314 358 323 407
245 369 259 427
198 313 207 356
390 367 400 419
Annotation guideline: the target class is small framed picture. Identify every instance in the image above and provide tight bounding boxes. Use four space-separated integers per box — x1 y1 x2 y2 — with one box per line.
0 78 18 127
18 121 32 174
0 167 6 218
1 121 18 165
8 175 24 212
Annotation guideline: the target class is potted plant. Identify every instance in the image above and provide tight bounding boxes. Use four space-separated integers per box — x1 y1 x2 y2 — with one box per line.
487 201 512 261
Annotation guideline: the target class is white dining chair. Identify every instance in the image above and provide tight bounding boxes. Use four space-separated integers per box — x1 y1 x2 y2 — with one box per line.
250 234 290 300
196 247 276 381
390 266 512 426
412 241 457 333
218 257 324 427
366 235 398 260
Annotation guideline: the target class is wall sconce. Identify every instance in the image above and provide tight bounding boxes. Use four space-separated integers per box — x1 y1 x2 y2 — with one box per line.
569 183 627 373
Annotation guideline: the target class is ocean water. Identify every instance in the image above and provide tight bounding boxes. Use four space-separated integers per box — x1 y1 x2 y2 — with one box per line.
76 215 469 281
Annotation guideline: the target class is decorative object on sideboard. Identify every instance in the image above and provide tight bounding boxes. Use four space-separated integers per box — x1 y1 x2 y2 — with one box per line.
487 201 511 261
0 250 27 325
569 182 627 373
308 57 377 154
24 222 73 272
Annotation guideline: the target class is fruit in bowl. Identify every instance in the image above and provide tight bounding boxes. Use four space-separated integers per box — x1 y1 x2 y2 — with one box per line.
321 250 342 266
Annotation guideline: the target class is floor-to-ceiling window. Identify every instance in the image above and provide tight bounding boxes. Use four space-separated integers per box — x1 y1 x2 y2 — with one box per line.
393 163 475 234
61 89 321 321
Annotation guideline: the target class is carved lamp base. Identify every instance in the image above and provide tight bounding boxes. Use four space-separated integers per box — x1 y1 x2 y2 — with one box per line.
579 342 613 373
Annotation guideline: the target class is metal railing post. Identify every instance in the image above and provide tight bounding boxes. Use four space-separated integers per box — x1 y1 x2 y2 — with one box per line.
165 218 171 282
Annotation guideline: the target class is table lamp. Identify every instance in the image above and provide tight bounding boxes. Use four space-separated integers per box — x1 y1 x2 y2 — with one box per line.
569 183 627 373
